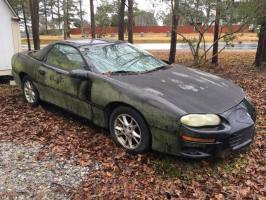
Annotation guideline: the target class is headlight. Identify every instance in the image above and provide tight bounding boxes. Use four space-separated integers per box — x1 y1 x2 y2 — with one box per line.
180 114 221 127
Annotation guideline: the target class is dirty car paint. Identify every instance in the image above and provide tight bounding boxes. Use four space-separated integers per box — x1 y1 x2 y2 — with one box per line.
11 40 252 157
112 65 245 114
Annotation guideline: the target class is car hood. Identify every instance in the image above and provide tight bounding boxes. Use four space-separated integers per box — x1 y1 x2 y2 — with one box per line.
111 65 245 114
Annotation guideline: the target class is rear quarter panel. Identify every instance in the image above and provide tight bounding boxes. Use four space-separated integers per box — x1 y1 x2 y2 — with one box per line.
12 52 39 86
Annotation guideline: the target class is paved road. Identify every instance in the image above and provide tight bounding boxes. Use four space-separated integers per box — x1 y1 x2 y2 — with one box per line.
21 42 258 51
136 42 258 51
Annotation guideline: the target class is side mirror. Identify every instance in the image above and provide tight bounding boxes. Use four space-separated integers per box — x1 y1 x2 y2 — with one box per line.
69 69 89 79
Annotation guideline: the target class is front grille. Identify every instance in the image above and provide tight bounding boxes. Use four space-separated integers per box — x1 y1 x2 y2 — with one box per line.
229 126 254 150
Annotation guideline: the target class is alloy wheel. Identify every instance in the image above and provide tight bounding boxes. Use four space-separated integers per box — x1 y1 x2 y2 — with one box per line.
113 114 142 150
23 80 36 104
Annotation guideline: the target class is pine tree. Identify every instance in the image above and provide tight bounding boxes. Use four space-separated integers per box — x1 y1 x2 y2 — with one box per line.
255 19 266 68
255 1 266 68
212 0 221 65
128 0 134 43
118 0 126 41
29 0 40 50
90 0 96 38
169 0 179 64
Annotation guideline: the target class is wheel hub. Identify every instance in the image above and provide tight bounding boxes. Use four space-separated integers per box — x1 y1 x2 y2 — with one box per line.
24 81 36 103
114 114 142 150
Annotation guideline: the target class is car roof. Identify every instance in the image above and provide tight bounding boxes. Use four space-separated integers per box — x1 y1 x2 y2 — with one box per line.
30 39 125 61
56 39 124 48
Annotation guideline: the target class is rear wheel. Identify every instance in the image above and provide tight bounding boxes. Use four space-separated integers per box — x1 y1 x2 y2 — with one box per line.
109 106 151 154
22 76 39 106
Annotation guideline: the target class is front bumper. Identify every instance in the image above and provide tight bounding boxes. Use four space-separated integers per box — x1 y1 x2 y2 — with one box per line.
179 99 256 158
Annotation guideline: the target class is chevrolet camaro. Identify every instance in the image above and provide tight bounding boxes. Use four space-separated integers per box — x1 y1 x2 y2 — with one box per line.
12 40 256 158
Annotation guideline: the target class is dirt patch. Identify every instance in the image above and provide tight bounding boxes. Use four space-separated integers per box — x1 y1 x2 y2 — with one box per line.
21 33 259 45
0 141 98 199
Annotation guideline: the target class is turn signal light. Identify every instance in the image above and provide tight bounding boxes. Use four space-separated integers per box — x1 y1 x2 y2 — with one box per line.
181 135 215 143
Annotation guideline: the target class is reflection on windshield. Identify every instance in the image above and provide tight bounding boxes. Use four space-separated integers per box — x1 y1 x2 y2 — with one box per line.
81 43 166 73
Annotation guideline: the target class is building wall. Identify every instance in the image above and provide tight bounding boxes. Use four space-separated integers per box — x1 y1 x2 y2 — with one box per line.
0 0 20 75
11 19 21 53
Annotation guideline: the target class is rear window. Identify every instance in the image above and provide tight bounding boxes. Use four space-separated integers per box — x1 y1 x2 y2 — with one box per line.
29 45 53 61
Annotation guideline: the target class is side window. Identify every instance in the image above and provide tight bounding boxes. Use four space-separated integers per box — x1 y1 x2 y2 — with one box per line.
46 44 85 70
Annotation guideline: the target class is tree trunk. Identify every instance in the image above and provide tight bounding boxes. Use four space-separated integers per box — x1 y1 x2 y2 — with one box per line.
212 0 221 65
50 3 54 23
22 1 31 51
29 0 40 50
255 20 266 68
63 0 68 40
118 0 126 41
169 0 179 64
43 0 48 34
90 0 96 38
57 0 61 30
128 0 133 43
79 0 84 37
66 1 71 38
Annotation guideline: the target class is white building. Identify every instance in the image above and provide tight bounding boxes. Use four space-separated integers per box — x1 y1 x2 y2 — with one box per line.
0 0 21 76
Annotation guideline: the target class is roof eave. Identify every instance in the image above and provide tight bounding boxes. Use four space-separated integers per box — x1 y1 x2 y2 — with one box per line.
11 16 20 21
4 0 19 18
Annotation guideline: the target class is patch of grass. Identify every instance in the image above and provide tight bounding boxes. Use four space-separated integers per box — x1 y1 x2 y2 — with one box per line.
151 158 182 178
21 32 258 45
216 155 249 173
150 152 250 183
151 156 197 181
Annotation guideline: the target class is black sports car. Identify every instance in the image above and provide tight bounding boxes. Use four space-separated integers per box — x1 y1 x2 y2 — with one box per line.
12 40 256 158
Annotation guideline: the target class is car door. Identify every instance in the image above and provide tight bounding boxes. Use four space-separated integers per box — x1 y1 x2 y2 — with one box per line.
39 44 93 120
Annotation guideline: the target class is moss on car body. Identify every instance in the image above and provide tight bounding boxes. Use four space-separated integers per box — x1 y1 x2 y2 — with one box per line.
12 40 256 158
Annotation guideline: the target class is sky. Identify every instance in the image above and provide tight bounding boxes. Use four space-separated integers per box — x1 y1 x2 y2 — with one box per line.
82 0 160 13
82 0 170 25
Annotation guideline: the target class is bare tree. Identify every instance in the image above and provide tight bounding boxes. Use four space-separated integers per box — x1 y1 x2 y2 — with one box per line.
22 0 31 51
79 0 84 36
212 0 221 65
118 0 126 41
255 19 266 68
254 0 266 68
43 0 48 34
90 0 96 38
50 0 54 23
63 0 68 39
171 0 257 66
128 0 134 43
29 0 40 50
57 0 61 30
169 0 179 64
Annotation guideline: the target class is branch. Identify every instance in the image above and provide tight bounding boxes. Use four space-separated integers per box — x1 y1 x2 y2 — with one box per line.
202 21 248 56
196 45 227 68
176 32 196 55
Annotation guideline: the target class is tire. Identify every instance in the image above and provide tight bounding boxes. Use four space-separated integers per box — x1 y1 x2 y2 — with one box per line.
22 76 39 106
109 106 151 154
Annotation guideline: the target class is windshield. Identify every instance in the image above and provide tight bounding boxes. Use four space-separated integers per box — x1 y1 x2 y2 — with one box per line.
80 43 166 73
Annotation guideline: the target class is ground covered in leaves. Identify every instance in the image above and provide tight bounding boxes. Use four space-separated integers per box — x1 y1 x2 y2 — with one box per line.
0 51 265 199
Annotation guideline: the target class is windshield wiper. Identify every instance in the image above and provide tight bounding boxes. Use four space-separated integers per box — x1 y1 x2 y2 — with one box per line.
120 54 153 67
144 65 171 73
107 65 170 75
109 70 139 75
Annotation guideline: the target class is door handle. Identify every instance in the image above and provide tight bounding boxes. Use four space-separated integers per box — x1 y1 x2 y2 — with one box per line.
39 69 46 76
